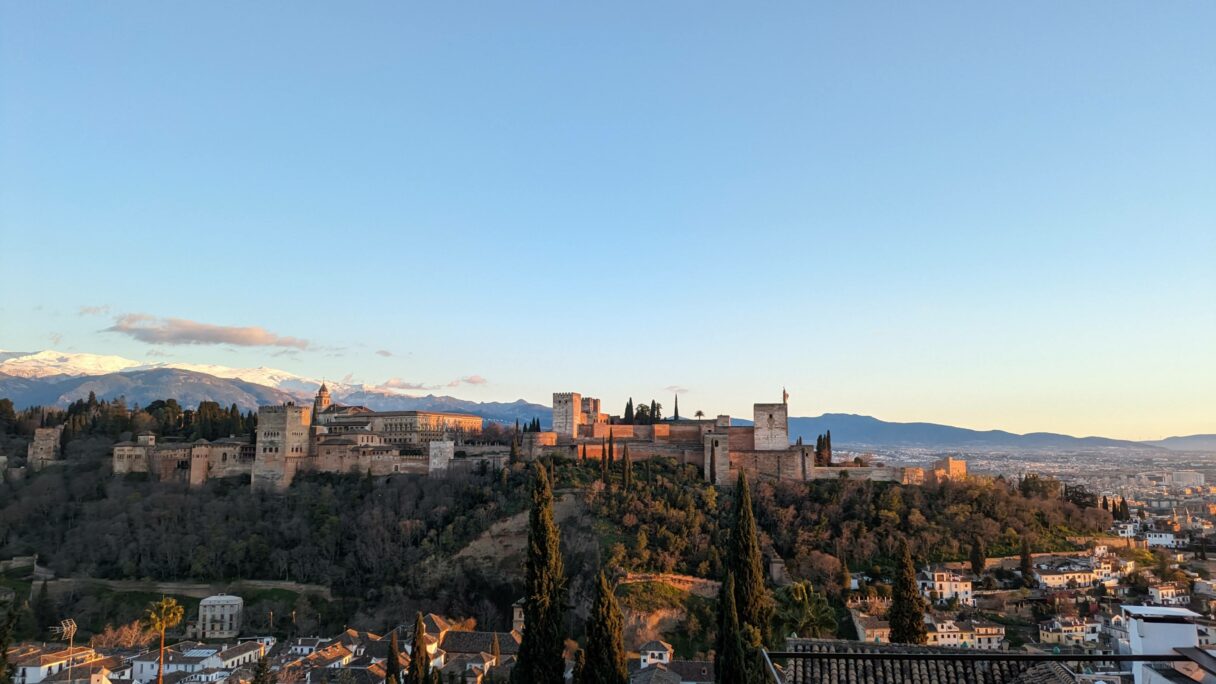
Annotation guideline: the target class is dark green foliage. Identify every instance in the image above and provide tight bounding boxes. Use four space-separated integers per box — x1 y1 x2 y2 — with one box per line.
1 607 17 684
621 446 632 493
386 631 402 684
250 658 273 684
407 613 430 684
970 539 986 576
728 472 772 646
511 465 566 684
1020 539 1035 588
32 581 55 639
571 649 585 684
772 581 836 640
754 476 1110 588
713 575 749 684
0 399 16 435
580 572 627 684
623 399 634 425
888 543 927 644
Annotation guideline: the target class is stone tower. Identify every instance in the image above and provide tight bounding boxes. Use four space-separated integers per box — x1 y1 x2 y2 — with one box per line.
313 382 331 417
753 391 790 451
252 403 312 492
552 392 582 439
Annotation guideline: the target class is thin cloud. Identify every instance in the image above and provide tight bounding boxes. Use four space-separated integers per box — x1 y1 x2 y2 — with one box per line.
382 377 434 391
48 332 63 345
145 350 170 357
381 375 487 392
376 350 393 357
664 385 690 394
78 305 111 316
105 314 309 349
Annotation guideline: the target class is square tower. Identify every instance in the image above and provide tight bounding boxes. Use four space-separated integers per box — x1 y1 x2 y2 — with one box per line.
252 403 312 491
753 402 789 451
552 392 583 439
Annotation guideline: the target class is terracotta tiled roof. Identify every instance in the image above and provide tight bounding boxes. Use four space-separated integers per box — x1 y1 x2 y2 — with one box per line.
783 639 1075 684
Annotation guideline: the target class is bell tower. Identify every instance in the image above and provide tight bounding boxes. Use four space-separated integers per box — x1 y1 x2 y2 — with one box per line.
314 382 331 417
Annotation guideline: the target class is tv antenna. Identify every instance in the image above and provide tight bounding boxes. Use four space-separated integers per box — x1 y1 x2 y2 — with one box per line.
51 619 78 684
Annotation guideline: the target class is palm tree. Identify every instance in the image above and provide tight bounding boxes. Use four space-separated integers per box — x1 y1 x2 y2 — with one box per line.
694 410 705 421
142 597 184 684
773 582 837 639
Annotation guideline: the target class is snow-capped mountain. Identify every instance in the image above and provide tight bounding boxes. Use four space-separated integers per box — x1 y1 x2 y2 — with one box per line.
0 349 553 423
0 350 322 392
0 350 144 378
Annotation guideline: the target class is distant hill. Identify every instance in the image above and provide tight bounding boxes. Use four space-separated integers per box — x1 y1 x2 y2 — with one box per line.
1142 434 1216 452
0 367 553 425
333 390 551 426
783 413 1160 451
0 368 297 411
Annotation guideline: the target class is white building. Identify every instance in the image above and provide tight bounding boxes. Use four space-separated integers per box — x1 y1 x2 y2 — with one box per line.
639 640 673 668
1149 582 1190 607
917 568 974 607
198 594 243 640
1146 531 1179 549
1122 605 1202 684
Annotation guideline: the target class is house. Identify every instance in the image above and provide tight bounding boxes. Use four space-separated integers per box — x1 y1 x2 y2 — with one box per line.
1038 617 1099 646
849 610 890 644
783 638 1074 683
1146 531 1178 549
638 641 673 668
917 568 974 607
13 647 100 684
1148 582 1190 607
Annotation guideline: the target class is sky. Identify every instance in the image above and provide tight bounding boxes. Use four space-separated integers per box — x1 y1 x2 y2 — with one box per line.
1 2 1213 441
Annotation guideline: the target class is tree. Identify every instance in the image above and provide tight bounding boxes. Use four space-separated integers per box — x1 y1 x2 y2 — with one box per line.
511 464 566 684
1 607 17 684
623 399 634 425
837 547 852 596
621 446 633 493
1020 539 1036 588
728 471 772 646
695 410 705 421
0 398 15 435
251 657 274 684
143 597 185 684
580 572 627 684
714 574 749 684
888 543 927 644
571 649 585 684
772 582 836 640
407 613 430 684
385 630 402 684
673 395 680 420
32 581 54 638
607 432 615 466
970 540 986 577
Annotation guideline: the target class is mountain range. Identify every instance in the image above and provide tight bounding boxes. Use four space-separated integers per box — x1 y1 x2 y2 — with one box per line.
0 350 1210 451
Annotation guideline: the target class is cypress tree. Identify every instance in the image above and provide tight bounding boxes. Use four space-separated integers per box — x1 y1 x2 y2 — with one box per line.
580 444 586 462
714 574 749 684
571 649 586 684
650 400 658 422
624 399 634 425
888 542 928 644
407 613 430 684
621 445 632 493
970 540 986 577
673 395 679 420
824 430 832 461
511 464 566 684
1020 539 1036 588
581 572 627 684
728 472 772 646
1 607 17 684
385 630 402 684
607 432 615 466
250 658 272 684
837 547 852 596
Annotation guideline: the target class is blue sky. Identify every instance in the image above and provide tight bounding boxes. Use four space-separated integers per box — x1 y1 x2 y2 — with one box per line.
2 2 1213 440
